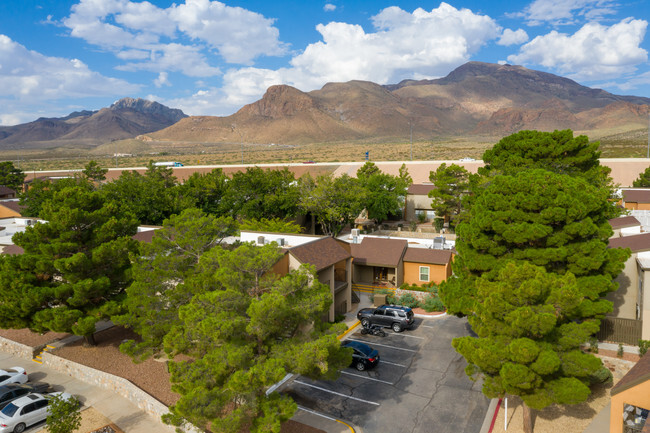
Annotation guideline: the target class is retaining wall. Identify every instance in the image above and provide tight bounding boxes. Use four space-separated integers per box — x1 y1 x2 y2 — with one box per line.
0 336 35 360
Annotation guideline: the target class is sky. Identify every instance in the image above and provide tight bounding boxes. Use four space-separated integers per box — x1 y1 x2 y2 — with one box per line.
0 0 649 126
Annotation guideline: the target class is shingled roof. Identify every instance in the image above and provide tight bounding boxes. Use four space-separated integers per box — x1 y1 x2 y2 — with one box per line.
407 184 436 195
609 215 641 230
611 352 650 396
351 237 408 267
623 189 650 204
289 237 350 271
0 201 24 216
132 230 156 243
0 186 16 196
403 248 453 265
609 233 650 252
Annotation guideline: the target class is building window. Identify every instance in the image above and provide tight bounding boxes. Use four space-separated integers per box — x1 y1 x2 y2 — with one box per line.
419 266 429 282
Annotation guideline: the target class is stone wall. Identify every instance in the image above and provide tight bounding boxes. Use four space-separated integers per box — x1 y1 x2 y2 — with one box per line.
0 336 35 360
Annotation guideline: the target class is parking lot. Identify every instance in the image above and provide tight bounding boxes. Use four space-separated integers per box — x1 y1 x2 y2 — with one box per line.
283 316 490 433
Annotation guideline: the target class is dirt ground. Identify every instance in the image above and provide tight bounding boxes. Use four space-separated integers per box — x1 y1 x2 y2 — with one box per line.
0 328 70 347
490 355 637 433
34 407 123 433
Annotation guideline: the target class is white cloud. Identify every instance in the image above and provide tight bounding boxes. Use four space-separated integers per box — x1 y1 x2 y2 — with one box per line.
0 34 141 125
154 72 170 88
498 29 529 46
116 43 221 77
508 18 648 80
284 3 501 88
324 4 336 12
596 71 650 92
514 0 618 25
63 0 286 73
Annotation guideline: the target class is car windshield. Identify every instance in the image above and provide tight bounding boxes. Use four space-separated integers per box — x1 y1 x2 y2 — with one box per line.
1 402 18 417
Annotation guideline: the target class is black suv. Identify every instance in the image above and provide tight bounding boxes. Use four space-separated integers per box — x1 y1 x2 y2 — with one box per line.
357 304 415 332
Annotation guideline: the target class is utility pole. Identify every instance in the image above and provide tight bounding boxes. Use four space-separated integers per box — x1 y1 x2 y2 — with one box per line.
409 121 413 161
231 124 244 165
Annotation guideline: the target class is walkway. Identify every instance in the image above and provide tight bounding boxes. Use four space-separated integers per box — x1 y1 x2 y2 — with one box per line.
0 350 175 433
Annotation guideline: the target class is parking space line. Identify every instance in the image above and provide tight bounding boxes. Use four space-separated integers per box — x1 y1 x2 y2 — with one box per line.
340 371 395 384
294 380 380 406
380 360 408 367
388 333 424 339
347 338 417 352
297 406 336 421
420 325 437 329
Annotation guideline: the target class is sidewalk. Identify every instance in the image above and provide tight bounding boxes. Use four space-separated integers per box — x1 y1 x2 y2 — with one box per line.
0 350 175 433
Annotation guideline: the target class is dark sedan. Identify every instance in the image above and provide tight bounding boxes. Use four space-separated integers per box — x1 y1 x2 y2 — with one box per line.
341 340 379 371
0 383 51 410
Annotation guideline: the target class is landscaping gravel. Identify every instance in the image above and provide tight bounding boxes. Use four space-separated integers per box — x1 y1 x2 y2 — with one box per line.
0 328 70 347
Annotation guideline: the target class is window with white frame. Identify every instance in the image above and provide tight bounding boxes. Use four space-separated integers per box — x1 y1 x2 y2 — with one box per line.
419 266 430 282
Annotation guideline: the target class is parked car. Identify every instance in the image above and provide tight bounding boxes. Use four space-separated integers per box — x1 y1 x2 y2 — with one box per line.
0 383 51 410
341 341 379 371
0 369 27 387
357 304 415 332
0 392 73 433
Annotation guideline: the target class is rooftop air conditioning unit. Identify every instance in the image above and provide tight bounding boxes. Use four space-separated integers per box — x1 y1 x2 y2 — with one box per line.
25 220 33 226
351 228 360 237
277 238 285 246
433 236 445 250
257 236 265 245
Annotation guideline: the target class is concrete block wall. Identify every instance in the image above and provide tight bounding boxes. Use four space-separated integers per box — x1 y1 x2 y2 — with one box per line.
0 336 35 360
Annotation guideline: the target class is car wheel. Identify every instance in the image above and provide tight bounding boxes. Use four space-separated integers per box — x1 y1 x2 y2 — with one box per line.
13 423 26 433
356 361 366 371
360 318 369 327
392 323 402 333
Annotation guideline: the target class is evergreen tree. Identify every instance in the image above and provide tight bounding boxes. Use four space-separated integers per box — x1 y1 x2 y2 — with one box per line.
633 166 650 187
82 160 108 182
0 161 25 192
114 208 238 361
428 163 471 229
0 187 138 344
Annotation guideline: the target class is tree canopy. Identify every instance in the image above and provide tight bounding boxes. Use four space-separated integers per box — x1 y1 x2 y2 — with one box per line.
480 129 611 188
0 187 138 343
633 166 650 187
428 163 471 228
357 162 411 223
114 208 238 361
0 161 25 192
299 173 366 236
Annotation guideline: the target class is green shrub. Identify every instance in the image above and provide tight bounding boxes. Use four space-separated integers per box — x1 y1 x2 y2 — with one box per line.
370 288 396 305
639 339 650 357
409 221 418 232
589 366 613 385
433 217 444 232
417 212 427 223
589 336 599 354
617 344 624 358
398 292 420 308
423 295 445 312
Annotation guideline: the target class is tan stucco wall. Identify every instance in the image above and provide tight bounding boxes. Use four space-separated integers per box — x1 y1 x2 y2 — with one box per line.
643 268 650 340
403 261 450 285
608 256 639 320
353 264 374 283
625 203 650 210
610 381 650 433
405 194 434 221
269 253 289 276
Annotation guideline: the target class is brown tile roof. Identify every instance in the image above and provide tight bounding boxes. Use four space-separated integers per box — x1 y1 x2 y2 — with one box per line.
623 189 650 204
609 233 650 252
611 353 650 396
0 201 24 215
1 245 24 255
403 248 453 265
407 184 436 195
351 237 408 267
132 231 156 243
609 215 641 229
289 237 350 271
0 186 16 196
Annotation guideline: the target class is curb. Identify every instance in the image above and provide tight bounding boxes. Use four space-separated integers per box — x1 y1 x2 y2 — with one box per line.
414 311 447 319
479 398 501 433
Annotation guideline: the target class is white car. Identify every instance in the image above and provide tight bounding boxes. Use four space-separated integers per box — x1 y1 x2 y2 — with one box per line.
0 370 27 387
0 392 73 433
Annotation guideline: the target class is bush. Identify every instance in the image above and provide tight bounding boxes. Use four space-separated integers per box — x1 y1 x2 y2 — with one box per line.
639 339 650 357
417 212 427 223
433 218 445 232
409 221 418 232
617 344 624 358
589 366 613 385
398 292 420 308
589 336 599 354
46 393 81 433
370 288 396 305
423 295 445 312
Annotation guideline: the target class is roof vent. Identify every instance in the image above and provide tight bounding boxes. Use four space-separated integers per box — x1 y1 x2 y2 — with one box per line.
257 236 265 245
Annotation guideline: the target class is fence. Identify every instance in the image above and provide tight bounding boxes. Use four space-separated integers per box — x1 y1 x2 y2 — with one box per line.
596 317 643 345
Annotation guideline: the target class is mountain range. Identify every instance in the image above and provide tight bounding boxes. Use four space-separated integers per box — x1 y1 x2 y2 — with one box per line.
0 98 186 151
2 62 649 152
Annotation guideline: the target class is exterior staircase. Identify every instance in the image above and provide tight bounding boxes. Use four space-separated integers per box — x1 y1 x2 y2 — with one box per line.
32 344 55 364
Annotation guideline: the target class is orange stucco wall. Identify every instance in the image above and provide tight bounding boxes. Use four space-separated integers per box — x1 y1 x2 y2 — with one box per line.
610 381 650 433
0 206 20 218
269 253 289 276
403 261 450 285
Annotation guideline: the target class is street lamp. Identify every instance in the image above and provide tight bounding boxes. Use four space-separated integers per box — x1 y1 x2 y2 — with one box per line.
231 124 244 165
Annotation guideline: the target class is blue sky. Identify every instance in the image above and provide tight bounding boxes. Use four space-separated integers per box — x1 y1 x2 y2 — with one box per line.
0 0 649 125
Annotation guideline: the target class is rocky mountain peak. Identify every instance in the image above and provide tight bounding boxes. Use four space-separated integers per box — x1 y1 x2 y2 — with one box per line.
110 97 187 123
